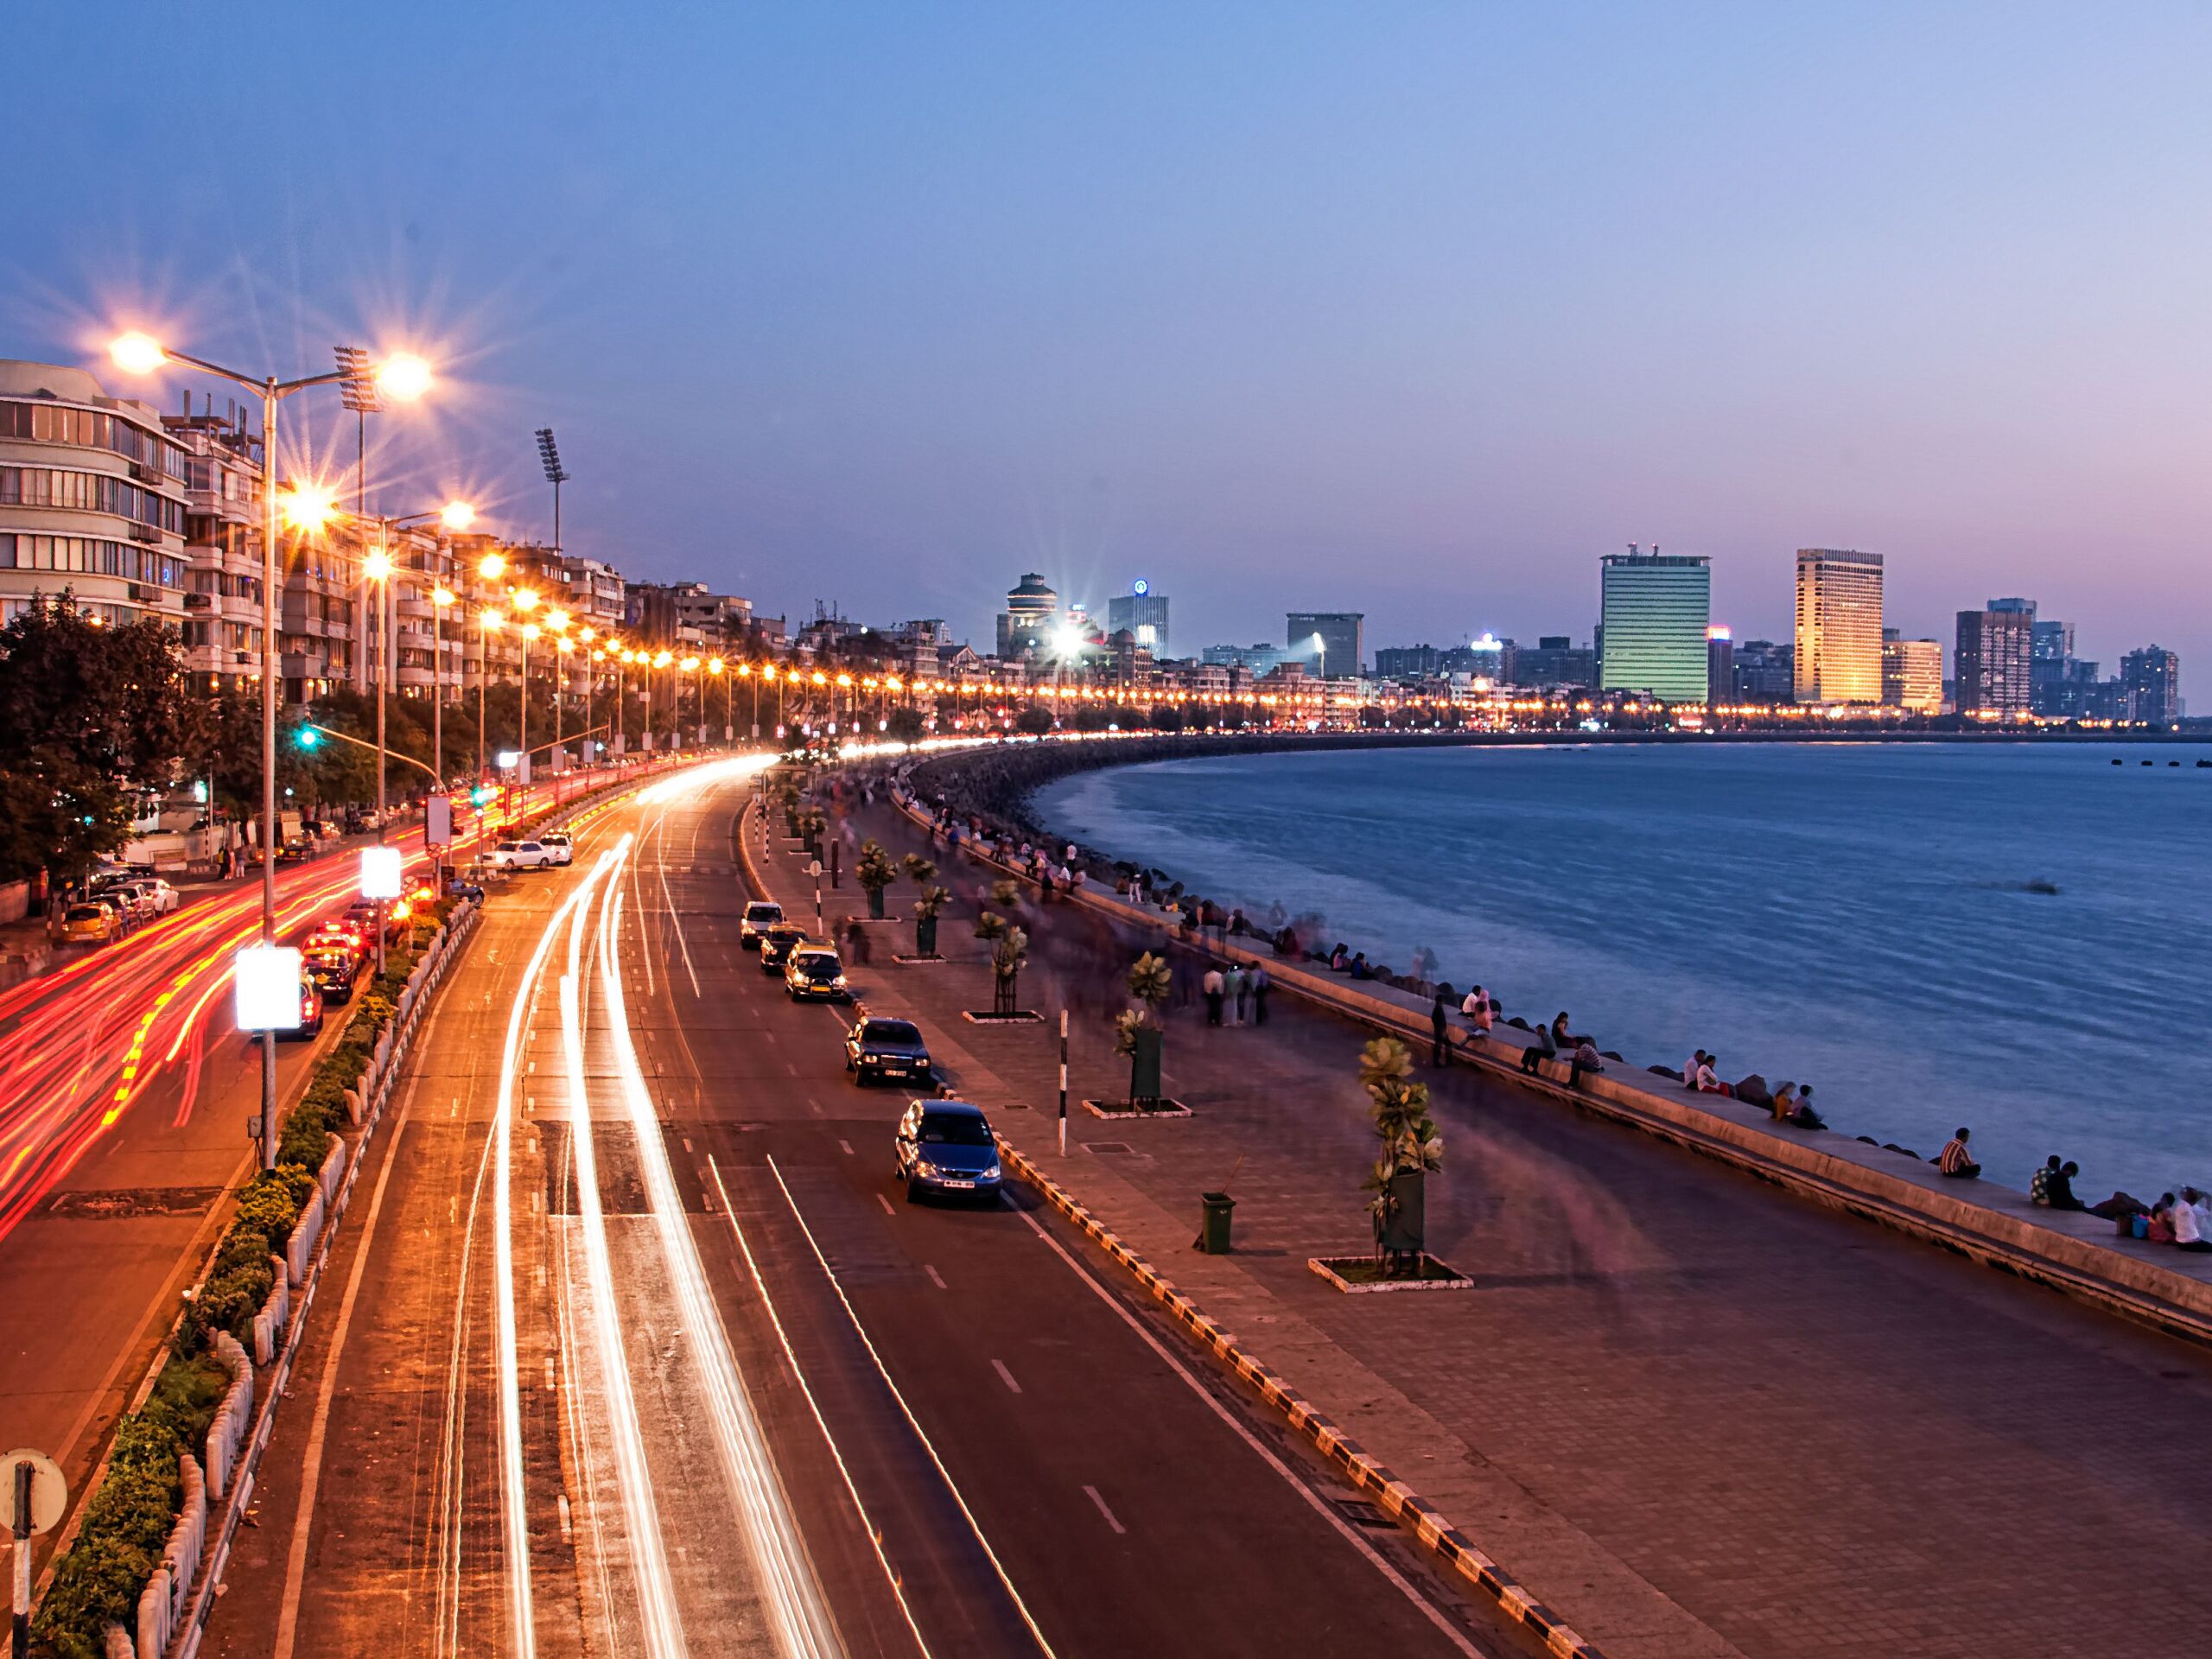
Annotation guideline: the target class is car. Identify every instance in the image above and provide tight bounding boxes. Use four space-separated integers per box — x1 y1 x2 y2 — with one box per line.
276 836 321 865
55 902 122 945
538 832 574 866
488 839 558 870
111 878 179 919
97 881 156 926
739 899 785 950
443 871 486 902
137 878 181 915
280 973 326 1039
893 1099 1003 1202
304 945 362 1003
343 898 407 945
784 945 849 1001
310 918 373 962
846 1017 932 1086
758 923 809 972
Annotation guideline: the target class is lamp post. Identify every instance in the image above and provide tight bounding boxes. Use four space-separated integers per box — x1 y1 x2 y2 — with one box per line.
362 502 476 869
107 332 430 1170
682 656 703 747
546 607 571 779
511 587 541 792
710 657 728 746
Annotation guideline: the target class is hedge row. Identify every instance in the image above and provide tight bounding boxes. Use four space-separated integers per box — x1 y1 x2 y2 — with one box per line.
35 899 460 1658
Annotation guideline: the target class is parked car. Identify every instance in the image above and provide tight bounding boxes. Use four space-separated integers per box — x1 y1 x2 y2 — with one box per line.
137 878 181 915
740 900 785 949
845 1017 932 1086
276 837 319 866
487 839 558 871
784 945 849 1001
538 832 574 866
444 870 486 902
55 902 122 946
759 923 809 972
893 1099 1002 1202
304 944 363 1004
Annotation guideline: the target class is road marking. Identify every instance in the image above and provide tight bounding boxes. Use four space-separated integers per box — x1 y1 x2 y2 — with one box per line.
682 1137 693 1153
875 1192 896 1217
991 1358 1022 1395
1014 1208 1491 1659
1082 1484 1126 1535
763 1154 1056 1655
924 1264 947 1290
837 1139 855 1156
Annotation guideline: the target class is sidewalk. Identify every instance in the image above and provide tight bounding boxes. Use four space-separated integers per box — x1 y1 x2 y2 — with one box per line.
754 794 2212 1659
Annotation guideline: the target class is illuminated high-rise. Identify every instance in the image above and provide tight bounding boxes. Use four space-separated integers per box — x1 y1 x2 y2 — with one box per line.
1794 548 1885 704
1881 629 1943 713
1598 544 1709 702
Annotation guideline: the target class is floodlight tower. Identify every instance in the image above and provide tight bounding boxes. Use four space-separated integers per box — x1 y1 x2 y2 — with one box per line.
536 427 569 554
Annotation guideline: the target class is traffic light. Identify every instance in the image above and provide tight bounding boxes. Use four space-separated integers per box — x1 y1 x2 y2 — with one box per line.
296 726 321 750
469 785 497 807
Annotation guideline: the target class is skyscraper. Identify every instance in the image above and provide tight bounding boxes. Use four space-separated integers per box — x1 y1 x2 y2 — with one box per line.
1955 607 2033 715
1107 580 1170 658
1705 627 1735 708
1881 629 1943 714
1287 612 1364 677
1598 545 1710 702
2120 645 2180 724
1794 548 1885 703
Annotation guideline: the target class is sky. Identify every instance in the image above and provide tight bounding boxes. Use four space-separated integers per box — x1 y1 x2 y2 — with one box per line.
7 3 2209 678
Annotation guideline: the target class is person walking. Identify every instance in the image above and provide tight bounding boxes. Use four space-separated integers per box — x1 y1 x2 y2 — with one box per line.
1229 963 1249 1026
1250 962 1270 1027
1430 990 1452 1067
1202 965 1225 1027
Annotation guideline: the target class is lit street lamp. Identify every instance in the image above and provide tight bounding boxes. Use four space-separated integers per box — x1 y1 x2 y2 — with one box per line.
108 331 430 1168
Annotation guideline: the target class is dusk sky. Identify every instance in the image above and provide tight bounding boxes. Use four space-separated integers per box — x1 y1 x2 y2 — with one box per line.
10 3 2208 675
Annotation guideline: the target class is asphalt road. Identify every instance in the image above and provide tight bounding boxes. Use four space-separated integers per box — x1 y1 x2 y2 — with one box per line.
203 760 1511 1659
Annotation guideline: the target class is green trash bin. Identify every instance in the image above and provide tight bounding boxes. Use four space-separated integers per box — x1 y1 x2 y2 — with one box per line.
1198 1191 1236 1254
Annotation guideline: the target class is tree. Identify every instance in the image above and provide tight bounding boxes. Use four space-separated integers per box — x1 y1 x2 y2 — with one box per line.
855 838 896 918
885 706 926 745
1360 1038 1443 1274
1014 705 1053 737
0 598 208 882
901 854 945 954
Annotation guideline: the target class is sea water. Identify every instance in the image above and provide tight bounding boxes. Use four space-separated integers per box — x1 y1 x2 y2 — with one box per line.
1036 741 2212 1205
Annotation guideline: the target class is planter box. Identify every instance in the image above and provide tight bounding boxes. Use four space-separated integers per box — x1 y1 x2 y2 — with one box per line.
1082 1098 1192 1118
962 1010 1045 1024
1307 1254 1473 1294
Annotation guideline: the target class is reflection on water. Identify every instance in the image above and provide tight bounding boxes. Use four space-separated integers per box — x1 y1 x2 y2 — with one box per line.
1037 741 2212 1205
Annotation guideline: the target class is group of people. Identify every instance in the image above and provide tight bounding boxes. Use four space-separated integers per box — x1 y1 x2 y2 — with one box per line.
1200 962 1269 1027
2143 1187 2212 1252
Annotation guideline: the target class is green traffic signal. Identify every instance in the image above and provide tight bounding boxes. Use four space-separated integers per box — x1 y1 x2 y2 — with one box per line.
296 727 321 750
470 785 496 806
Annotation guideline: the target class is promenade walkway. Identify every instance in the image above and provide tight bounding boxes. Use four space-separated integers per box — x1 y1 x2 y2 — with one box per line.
754 789 2212 1659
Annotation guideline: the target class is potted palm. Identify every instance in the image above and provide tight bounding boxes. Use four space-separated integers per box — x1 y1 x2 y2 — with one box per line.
856 839 895 918
1116 951 1172 1110
974 910 1029 1017
901 855 944 956
795 804 827 861
1362 1038 1443 1275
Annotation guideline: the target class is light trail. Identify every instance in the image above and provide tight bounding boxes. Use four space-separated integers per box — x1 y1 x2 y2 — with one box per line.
564 864 689 1659
595 808 843 1659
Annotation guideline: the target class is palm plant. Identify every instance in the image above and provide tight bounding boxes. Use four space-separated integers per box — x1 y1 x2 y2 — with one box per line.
1116 951 1173 1109
1360 1037 1443 1273
911 881 950 956
794 804 827 858
975 912 1029 1015
855 838 896 918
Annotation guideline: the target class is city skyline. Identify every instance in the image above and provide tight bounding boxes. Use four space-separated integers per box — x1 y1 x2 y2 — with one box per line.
9 5 2208 673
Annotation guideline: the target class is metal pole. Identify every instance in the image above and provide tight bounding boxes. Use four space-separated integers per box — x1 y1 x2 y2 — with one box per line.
432 586 444 894
519 629 530 802
476 612 486 782
258 380 280 1172
813 862 823 936
11 1459 29 1659
1058 1007 1069 1157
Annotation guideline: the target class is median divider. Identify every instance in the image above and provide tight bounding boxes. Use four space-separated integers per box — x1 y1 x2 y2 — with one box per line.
995 1136 1608 1659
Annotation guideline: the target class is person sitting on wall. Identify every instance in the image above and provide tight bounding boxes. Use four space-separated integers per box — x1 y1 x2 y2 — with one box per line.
2031 1155 2062 1205
1691 1053 1732 1096
1329 943 1350 972
1349 952 1371 980
1937 1128 1982 1179
1781 1083 1825 1129
1570 1039 1605 1089
2175 1186 2212 1253
1518 1021 1557 1076
1551 1011 1592 1049
1684 1049 1710 1090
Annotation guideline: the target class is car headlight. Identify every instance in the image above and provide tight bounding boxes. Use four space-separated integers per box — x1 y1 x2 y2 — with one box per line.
832 975 848 988
982 1160 1002 1179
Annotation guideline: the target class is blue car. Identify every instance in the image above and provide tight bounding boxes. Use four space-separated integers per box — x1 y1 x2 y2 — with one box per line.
893 1100 1002 1203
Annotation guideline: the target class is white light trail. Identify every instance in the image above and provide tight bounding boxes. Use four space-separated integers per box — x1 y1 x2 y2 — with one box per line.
565 861 690 1659
597 836 844 1659
493 864 621 1659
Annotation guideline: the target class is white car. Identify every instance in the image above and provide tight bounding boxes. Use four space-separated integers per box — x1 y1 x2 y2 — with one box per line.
538 832 574 866
131 878 181 915
488 839 558 870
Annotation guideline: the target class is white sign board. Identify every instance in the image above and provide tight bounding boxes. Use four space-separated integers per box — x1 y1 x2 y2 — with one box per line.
3 1447 66 1535
425 794 453 848
234 944 304 1031
359 845 404 899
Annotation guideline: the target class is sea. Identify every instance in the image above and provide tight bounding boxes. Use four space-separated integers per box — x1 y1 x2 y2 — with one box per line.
1035 741 2212 1205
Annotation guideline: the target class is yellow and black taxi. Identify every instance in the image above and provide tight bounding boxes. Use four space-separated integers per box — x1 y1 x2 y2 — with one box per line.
784 944 849 1001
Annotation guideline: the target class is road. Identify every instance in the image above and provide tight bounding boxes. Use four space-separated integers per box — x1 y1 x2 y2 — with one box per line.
0 764 658 1581
203 757 1513 1658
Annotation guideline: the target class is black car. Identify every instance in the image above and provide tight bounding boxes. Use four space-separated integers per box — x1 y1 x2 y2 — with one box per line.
845 1017 932 1086
303 945 362 1004
893 1100 1002 1202
759 923 809 972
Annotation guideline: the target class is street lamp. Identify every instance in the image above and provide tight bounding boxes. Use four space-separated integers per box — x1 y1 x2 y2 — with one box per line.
361 500 475 878
108 330 431 1170
512 588 540 783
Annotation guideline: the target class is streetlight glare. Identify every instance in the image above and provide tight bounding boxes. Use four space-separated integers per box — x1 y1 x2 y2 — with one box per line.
522 621 542 640
431 585 456 607
281 483 338 531
1054 624 1085 658
374 353 434 402
363 547 394 581
107 332 168 375
482 608 505 632
478 552 506 579
547 607 570 632
655 651 674 668
511 588 540 613
440 500 477 531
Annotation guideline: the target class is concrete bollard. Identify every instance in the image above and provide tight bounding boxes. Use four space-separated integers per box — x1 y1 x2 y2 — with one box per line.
285 1185 326 1287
